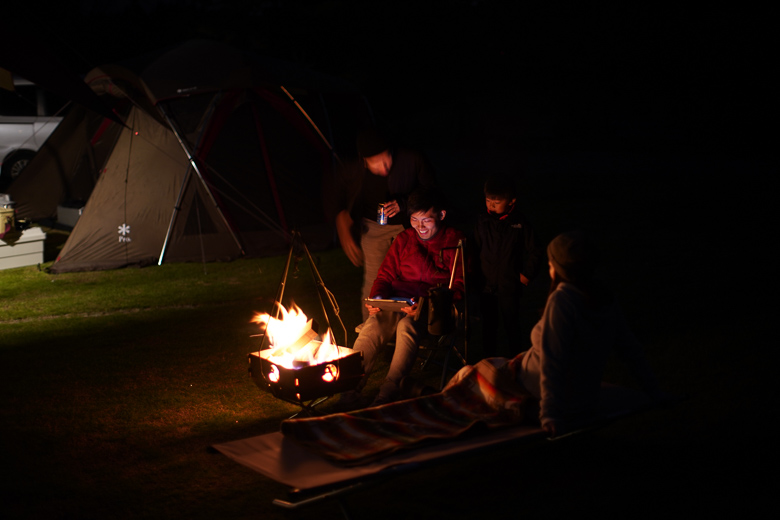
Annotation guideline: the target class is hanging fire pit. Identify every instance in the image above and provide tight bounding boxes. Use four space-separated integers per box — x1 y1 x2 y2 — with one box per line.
248 303 363 413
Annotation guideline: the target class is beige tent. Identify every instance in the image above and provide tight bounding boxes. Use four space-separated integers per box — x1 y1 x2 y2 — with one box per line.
9 41 370 272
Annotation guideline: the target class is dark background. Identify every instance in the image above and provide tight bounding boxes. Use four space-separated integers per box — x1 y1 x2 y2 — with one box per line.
8 1 773 251
3 1 775 517
7 1 773 155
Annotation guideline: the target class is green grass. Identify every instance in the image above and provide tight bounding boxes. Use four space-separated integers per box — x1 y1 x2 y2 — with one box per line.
0 151 771 518
0 253 288 320
0 248 370 519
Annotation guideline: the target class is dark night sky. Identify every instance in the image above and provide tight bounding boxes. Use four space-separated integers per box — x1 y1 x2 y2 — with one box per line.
7 0 773 155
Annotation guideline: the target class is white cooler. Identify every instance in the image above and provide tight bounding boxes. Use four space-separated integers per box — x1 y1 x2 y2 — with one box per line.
0 226 46 270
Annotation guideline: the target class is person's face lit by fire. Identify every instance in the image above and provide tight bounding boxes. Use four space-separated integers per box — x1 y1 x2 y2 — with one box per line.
485 195 515 216
364 150 393 176
410 208 445 241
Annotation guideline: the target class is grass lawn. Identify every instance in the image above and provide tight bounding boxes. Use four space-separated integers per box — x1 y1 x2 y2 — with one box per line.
0 151 772 518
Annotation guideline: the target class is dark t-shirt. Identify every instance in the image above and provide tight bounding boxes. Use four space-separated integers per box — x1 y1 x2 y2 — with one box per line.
358 172 404 225
328 148 436 230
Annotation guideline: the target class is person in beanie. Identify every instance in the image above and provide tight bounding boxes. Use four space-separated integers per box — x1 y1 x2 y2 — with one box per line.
328 127 435 322
473 175 543 358
511 230 664 437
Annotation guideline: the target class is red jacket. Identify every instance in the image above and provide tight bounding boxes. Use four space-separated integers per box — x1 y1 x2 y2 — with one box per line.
370 226 465 300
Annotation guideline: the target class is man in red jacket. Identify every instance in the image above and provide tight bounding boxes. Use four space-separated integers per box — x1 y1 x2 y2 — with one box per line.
344 187 465 407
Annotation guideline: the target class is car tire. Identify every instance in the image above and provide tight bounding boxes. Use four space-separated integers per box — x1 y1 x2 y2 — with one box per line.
0 151 34 190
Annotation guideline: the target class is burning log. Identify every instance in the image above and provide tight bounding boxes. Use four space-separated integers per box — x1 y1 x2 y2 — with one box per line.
248 303 363 407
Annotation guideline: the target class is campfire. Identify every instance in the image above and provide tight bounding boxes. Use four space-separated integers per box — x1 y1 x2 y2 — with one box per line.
248 302 363 408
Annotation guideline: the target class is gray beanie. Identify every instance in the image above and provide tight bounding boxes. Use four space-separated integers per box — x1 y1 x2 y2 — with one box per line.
547 231 599 282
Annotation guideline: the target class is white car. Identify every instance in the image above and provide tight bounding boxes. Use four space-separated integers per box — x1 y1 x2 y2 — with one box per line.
0 77 65 189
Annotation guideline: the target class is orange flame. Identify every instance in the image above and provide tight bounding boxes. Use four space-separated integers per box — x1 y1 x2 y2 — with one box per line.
253 302 346 369
252 302 310 348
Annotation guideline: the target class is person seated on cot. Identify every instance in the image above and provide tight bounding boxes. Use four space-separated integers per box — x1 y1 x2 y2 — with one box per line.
339 186 465 408
509 230 666 437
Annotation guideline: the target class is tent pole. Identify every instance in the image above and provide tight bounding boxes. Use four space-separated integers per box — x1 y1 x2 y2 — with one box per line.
251 104 289 233
157 102 246 266
317 92 341 175
280 86 341 165
158 165 193 266
157 96 219 266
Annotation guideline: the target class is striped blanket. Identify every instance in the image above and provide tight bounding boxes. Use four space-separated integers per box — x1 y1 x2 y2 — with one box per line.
280 358 533 465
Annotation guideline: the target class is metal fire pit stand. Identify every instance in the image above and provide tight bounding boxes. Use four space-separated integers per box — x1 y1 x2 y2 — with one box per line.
261 230 348 351
254 230 352 417
291 397 328 419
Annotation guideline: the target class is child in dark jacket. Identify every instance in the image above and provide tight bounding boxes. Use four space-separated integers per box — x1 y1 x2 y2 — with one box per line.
473 176 543 358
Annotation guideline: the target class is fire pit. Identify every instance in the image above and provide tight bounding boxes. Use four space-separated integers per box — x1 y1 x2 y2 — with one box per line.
248 303 363 414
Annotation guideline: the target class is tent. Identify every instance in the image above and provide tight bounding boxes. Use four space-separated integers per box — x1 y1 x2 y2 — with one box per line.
9 40 370 273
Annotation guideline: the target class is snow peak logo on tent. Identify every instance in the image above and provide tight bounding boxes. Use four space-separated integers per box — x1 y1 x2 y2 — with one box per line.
118 223 132 243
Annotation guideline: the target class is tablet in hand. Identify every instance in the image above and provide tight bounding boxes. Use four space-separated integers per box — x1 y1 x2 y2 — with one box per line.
363 297 414 312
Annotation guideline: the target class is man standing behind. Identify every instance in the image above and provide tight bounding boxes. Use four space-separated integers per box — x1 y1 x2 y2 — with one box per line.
343 187 465 407
330 128 435 321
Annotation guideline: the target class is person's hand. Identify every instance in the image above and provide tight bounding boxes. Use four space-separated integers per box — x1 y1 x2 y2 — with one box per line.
507 352 525 373
542 420 558 438
399 303 418 317
383 200 400 219
365 303 381 316
519 273 530 286
336 210 364 266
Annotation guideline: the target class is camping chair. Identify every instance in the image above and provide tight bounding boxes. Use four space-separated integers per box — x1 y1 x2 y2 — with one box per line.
417 239 468 390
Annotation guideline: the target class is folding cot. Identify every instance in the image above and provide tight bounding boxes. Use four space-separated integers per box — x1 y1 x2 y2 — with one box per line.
212 366 652 517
